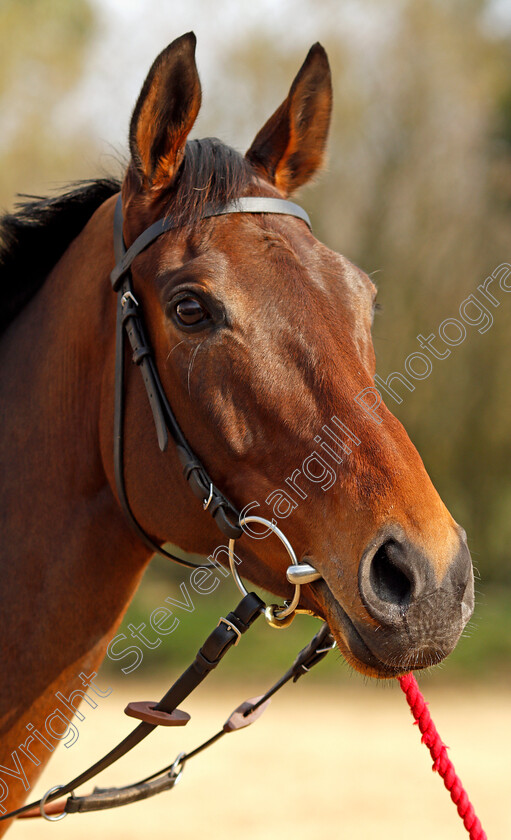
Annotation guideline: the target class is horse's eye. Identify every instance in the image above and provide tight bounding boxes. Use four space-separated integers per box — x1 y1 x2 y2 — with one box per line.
175 297 209 326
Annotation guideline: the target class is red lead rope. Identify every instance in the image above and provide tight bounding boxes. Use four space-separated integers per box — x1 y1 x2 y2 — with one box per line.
398 673 486 839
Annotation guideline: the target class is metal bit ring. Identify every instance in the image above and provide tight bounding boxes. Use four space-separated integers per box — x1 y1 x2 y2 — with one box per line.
228 516 302 624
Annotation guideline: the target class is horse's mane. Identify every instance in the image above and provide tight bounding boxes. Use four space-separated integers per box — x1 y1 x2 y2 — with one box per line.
0 178 120 337
0 138 254 337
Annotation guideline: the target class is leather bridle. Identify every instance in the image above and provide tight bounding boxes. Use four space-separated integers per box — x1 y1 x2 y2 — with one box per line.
1 190 480 840
111 193 313 566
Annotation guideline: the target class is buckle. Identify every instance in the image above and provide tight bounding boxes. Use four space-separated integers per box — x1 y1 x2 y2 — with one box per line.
217 617 241 646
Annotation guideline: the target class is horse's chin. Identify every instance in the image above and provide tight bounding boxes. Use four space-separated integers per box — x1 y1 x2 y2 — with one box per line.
308 580 438 680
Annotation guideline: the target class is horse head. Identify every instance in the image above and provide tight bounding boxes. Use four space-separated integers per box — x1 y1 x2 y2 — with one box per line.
110 32 474 678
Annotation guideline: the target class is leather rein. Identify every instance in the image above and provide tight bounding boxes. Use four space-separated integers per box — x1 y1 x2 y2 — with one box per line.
0 195 335 823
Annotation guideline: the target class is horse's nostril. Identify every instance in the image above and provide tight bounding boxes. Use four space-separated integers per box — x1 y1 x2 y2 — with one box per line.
359 533 438 627
369 540 413 609
357 531 472 655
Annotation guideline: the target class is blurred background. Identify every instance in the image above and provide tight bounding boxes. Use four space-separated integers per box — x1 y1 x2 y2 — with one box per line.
3 1 510 837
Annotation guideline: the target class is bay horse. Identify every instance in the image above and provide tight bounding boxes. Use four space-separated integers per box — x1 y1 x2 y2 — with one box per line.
0 33 474 827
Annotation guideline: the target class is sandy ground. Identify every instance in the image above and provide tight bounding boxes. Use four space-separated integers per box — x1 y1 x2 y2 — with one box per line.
9 679 509 840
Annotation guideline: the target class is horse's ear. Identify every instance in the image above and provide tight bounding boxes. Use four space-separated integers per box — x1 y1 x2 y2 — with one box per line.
129 32 201 192
246 43 332 196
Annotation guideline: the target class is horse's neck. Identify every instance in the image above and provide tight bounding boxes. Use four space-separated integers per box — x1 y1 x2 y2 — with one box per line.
0 195 151 815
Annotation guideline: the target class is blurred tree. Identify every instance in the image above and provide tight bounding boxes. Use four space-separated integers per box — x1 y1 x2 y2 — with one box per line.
0 0 98 207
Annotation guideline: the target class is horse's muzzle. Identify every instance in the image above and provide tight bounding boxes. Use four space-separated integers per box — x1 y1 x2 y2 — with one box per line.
354 529 474 671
